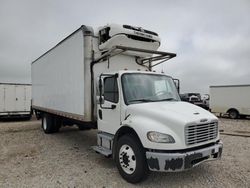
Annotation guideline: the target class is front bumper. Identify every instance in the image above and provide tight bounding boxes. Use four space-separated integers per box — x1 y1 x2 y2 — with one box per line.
146 141 223 172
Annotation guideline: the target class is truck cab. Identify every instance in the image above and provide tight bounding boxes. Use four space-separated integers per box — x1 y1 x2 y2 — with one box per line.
95 70 222 183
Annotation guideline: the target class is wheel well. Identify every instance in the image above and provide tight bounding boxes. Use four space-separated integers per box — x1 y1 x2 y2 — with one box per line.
227 108 239 114
112 126 142 159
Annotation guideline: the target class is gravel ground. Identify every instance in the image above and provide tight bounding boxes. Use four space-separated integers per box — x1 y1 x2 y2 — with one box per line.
0 117 249 188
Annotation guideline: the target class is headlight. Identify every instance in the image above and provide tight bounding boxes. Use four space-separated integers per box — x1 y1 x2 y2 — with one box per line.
147 131 175 143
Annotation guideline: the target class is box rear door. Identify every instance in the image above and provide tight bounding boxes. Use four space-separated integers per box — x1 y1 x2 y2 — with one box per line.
15 85 26 112
5 85 16 112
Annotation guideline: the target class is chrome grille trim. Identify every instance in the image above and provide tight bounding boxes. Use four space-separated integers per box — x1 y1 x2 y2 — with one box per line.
185 122 218 145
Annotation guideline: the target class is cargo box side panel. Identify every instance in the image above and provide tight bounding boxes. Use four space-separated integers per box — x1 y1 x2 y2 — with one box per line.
210 87 227 113
210 86 250 115
0 85 4 112
32 30 85 117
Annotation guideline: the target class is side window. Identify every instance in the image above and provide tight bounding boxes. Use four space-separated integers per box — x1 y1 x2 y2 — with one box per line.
104 77 118 103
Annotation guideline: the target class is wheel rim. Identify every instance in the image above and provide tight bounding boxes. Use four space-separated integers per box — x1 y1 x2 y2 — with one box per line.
43 117 47 130
119 144 136 174
229 111 237 119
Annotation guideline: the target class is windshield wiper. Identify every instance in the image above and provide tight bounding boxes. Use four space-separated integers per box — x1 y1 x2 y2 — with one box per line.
155 98 178 101
129 98 177 103
128 98 155 103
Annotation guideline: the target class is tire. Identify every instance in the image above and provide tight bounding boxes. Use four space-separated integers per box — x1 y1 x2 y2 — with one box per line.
53 117 61 133
228 109 239 119
115 134 148 183
42 114 58 133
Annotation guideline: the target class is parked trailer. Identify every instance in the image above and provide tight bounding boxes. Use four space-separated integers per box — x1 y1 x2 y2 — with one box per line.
210 85 250 119
32 24 222 183
0 83 32 119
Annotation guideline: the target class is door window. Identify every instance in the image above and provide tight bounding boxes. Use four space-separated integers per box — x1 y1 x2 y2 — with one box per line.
104 77 118 103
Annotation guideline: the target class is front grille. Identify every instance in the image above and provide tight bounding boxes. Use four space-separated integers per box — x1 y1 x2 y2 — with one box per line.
185 122 218 145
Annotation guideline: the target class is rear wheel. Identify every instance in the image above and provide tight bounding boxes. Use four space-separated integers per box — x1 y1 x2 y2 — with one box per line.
42 114 54 133
228 109 239 119
42 114 60 133
53 117 61 132
115 134 148 183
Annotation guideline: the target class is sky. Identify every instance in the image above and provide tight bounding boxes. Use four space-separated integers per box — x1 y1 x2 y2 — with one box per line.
0 0 249 94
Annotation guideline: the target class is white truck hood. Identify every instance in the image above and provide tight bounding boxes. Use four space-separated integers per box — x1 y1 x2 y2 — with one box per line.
124 101 218 150
126 101 217 125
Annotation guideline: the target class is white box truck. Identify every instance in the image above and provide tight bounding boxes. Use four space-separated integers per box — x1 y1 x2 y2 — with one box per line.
210 85 250 119
0 83 32 119
32 24 223 183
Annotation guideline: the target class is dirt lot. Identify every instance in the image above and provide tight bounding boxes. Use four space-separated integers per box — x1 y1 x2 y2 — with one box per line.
0 117 249 188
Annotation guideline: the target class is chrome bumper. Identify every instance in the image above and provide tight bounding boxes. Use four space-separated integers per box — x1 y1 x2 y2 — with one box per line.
146 141 223 172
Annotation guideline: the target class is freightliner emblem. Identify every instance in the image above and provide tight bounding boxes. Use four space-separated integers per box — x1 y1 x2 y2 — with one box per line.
200 118 208 122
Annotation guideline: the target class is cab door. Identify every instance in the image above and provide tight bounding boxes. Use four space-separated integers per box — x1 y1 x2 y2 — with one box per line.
97 74 121 134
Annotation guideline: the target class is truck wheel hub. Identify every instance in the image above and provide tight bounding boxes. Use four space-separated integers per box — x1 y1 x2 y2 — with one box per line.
119 144 136 174
43 117 47 130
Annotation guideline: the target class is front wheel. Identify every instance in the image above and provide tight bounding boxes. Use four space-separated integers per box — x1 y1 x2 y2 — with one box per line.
115 134 148 183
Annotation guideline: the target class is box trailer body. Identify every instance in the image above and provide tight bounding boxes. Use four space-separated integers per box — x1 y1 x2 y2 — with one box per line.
0 83 32 118
210 85 250 118
32 26 147 122
32 24 222 183
32 28 88 121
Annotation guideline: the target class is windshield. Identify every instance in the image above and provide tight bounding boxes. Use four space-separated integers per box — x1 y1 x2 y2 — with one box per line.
122 73 180 105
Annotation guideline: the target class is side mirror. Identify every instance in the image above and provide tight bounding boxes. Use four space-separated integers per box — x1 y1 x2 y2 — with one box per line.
98 78 105 105
173 79 180 93
99 78 104 96
99 95 104 104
